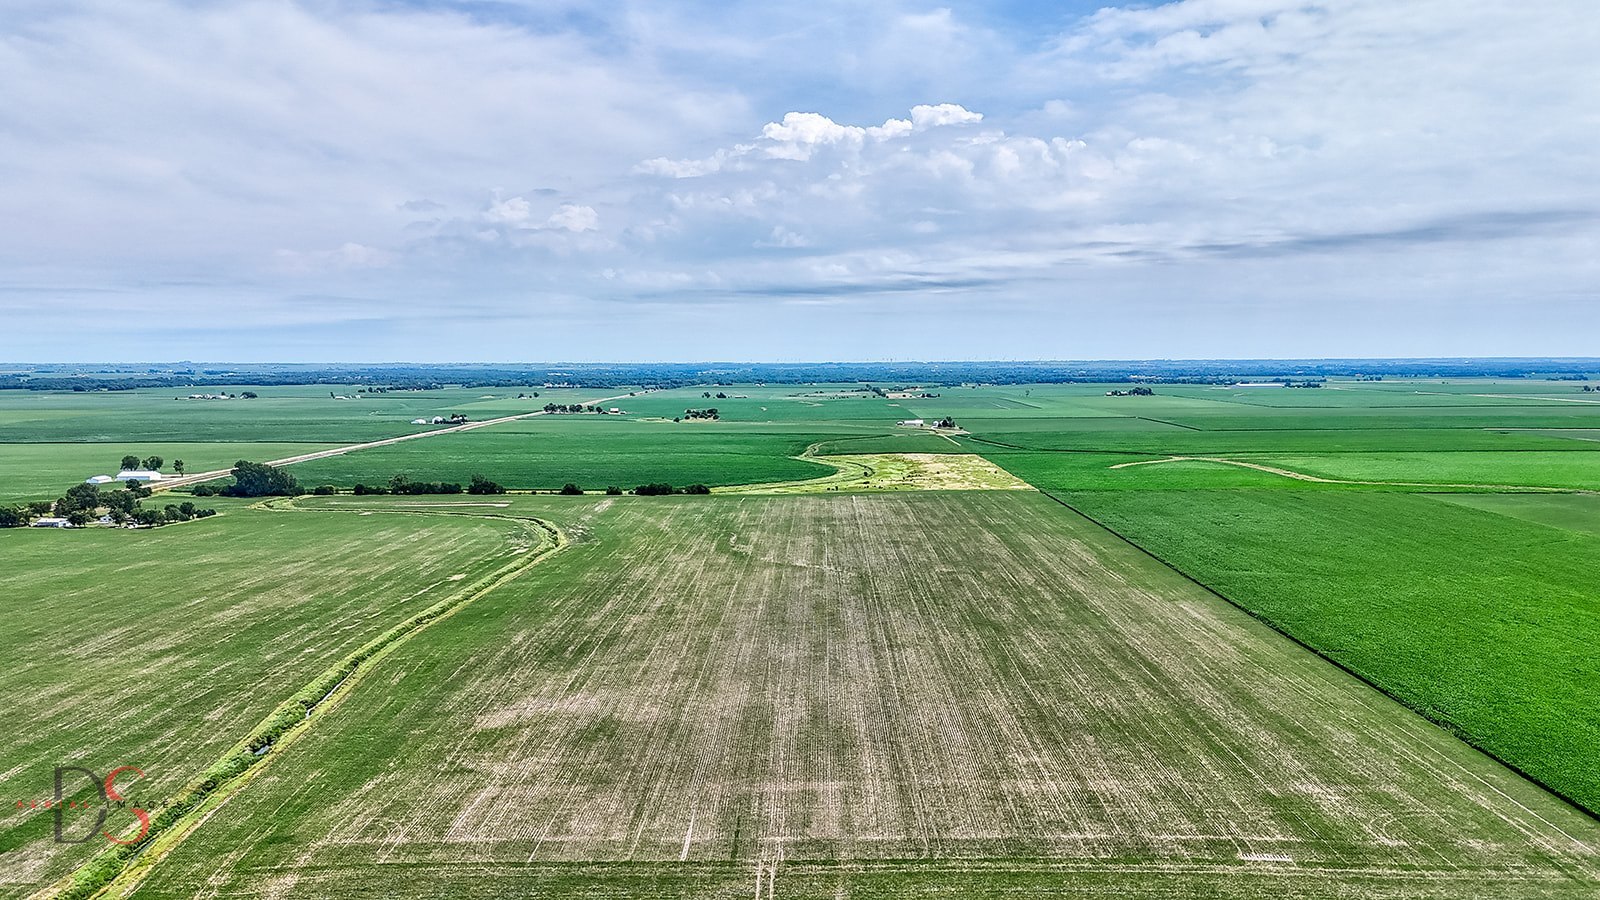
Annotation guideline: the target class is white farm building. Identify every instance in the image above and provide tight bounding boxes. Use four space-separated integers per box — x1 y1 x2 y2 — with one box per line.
116 470 164 482
85 475 115 485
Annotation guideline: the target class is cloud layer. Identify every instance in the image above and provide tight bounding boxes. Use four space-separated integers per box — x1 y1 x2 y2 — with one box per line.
1 0 1596 360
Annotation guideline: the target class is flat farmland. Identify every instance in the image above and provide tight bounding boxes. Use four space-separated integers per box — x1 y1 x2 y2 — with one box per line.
1048 489 1600 814
0 503 552 895
123 493 1600 898
1247 450 1600 490
0 385 566 444
0 441 339 503
285 419 844 490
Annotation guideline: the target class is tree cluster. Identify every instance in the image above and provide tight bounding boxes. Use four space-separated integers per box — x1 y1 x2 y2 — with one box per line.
1105 388 1155 397
192 461 300 498
681 408 719 420
467 475 506 495
2 481 215 528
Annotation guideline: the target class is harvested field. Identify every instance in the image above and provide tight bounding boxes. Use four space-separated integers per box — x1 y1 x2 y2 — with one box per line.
124 493 1600 898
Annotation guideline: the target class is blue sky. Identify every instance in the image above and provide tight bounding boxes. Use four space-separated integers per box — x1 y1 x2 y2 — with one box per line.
2 0 1595 362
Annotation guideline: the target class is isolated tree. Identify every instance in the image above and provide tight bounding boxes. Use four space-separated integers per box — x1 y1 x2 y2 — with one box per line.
120 454 141 472
559 483 584 495
173 459 185 475
142 455 164 471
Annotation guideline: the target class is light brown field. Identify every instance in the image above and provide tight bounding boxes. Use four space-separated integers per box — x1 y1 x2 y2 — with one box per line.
725 452 1032 494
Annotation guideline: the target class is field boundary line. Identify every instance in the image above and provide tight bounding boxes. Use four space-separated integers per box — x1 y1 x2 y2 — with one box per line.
1024 485 1600 830
38 501 573 900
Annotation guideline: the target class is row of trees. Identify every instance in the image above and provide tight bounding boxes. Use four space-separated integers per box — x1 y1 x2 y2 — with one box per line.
197 461 512 498
680 408 719 420
347 475 464 495
631 483 711 496
119 454 183 474
543 403 609 414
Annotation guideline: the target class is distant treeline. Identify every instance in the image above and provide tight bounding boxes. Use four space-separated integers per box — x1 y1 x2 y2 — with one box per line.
3 358 1598 391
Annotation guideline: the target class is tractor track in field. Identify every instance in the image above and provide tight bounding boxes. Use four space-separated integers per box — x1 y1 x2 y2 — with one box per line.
146 391 642 493
1106 455 1588 493
38 499 575 900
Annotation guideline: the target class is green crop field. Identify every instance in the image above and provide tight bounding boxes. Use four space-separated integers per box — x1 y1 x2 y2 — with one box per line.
7 374 1600 898
114 493 1600 898
285 419 843 490
0 442 340 503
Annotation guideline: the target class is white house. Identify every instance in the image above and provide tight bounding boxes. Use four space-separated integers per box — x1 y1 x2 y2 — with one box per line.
897 418 925 427
116 470 163 482
85 474 115 485
31 517 72 528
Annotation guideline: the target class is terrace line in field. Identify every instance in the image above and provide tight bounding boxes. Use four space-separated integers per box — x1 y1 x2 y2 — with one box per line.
724 452 1034 494
128 493 1600 899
